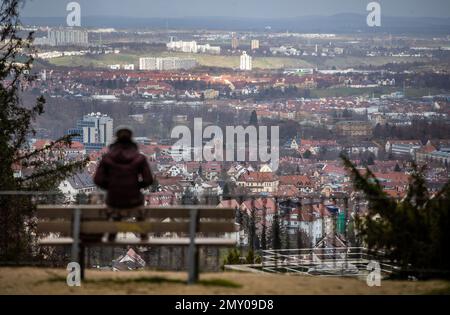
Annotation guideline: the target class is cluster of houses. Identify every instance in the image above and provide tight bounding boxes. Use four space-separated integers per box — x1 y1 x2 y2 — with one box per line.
16 121 449 250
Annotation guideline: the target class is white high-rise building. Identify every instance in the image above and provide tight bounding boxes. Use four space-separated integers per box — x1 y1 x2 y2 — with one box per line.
139 57 197 71
197 43 221 54
251 39 260 50
67 112 113 151
240 51 252 71
46 28 89 46
167 40 221 55
139 57 158 70
231 32 239 49
167 40 198 53
81 112 114 145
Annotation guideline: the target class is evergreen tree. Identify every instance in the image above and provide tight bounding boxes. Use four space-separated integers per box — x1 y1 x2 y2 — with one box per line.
303 150 312 159
341 154 450 278
249 207 257 251
222 181 231 200
270 213 282 250
181 184 198 205
0 0 87 262
342 109 352 118
296 229 311 248
223 248 241 267
275 167 282 176
244 205 258 252
249 110 258 126
244 249 261 264
346 218 360 247
235 206 243 226
260 223 267 250
282 225 290 249
296 229 303 248
246 249 255 264
151 178 160 192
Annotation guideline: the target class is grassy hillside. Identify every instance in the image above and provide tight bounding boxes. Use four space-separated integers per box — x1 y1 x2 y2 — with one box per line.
1 267 449 295
48 51 313 70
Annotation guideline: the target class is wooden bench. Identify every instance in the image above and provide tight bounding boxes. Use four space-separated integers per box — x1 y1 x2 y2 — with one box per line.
36 205 236 284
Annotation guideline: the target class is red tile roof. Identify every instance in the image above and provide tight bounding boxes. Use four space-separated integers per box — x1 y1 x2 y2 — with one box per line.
279 175 311 186
239 171 277 182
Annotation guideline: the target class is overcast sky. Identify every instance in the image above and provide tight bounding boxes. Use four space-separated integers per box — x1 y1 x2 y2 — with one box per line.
22 0 450 18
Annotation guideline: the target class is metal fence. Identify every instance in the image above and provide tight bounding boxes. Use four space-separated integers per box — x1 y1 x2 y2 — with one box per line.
261 247 400 277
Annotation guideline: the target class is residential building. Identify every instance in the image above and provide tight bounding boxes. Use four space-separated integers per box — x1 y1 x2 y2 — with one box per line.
283 68 314 75
202 162 222 180
67 112 113 152
251 39 260 50
123 64 135 70
167 40 221 54
197 43 221 54
231 32 239 49
58 171 96 202
167 40 198 53
236 171 279 193
386 140 422 157
344 142 380 157
145 191 175 206
139 57 158 70
416 149 450 166
240 51 252 71
203 89 219 99
335 121 372 137
139 57 197 71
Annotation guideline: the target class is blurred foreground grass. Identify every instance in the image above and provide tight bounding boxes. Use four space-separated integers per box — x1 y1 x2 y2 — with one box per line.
1 267 449 295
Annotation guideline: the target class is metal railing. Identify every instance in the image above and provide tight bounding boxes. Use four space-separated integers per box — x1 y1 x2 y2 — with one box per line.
261 247 400 277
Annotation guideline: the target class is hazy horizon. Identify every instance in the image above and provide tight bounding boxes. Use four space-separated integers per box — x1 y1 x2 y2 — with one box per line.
21 14 450 20
22 0 450 19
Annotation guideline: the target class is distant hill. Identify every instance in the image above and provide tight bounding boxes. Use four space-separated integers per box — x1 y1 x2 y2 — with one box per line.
22 14 450 35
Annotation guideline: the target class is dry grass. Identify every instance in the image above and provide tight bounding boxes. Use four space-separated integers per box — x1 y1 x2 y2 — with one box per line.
1 267 449 295
48 52 313 70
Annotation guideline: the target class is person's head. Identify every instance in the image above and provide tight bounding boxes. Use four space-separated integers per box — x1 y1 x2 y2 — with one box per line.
115 125 134 143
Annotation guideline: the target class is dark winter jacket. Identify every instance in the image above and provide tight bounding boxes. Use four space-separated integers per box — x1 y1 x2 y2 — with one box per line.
94 140 153 209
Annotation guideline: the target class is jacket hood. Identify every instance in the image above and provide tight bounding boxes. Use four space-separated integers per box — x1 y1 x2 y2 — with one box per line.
108 141 140 164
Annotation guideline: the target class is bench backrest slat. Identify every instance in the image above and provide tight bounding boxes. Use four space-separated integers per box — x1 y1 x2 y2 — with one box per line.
37 221 236 234
37 206 235 220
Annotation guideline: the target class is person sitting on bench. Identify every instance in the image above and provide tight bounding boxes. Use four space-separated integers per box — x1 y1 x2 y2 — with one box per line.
94 125 153 241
